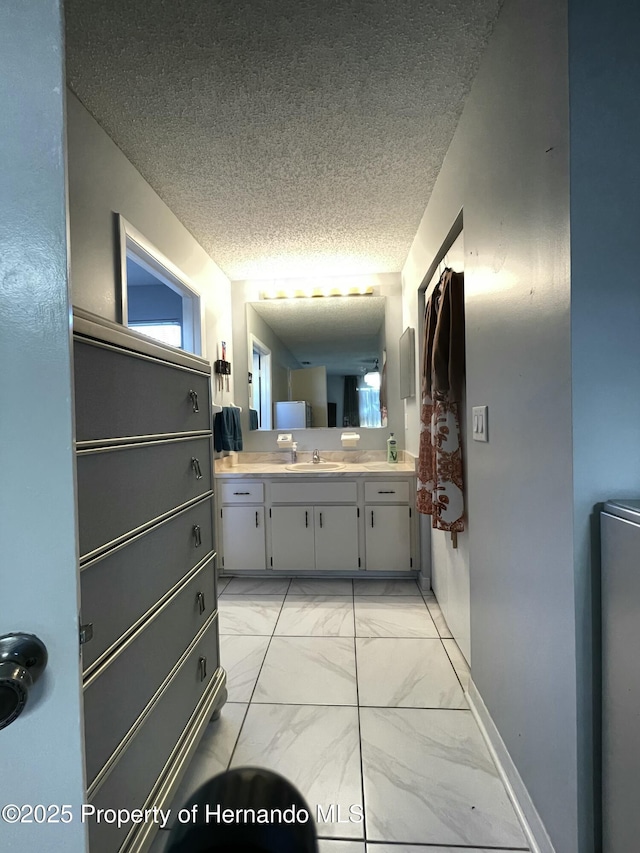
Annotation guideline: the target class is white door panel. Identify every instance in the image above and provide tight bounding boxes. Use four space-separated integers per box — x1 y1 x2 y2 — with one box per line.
314 506 359 571
271 506 315 570
0 3 87 849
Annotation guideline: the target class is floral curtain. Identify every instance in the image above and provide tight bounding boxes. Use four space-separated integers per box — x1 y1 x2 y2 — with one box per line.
417 269 465 534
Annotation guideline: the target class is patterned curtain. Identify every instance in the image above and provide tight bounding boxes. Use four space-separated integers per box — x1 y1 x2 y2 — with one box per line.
417 269 465 534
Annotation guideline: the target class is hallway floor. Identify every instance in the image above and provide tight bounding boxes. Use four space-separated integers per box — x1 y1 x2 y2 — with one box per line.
152 578 529 853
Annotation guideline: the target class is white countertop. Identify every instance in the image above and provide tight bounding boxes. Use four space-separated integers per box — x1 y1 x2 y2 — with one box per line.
214 460 415 478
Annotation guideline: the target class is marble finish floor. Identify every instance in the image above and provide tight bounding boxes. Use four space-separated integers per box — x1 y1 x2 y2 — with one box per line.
151 577 528 852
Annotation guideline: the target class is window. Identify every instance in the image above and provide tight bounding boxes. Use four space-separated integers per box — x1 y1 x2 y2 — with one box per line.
118 215 203 355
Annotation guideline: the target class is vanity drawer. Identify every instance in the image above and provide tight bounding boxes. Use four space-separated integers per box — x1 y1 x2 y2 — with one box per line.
364 480 411 503
83 557 216 785
220 481 264 503
77 436 212 560
271 480 357 504
74 339 211 442
88 616 220 853
81 497 214 673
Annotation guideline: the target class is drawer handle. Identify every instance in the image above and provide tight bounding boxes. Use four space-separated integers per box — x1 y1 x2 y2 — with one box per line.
193 524 202 547
377 490 396 494
191 457 203 479
255 511 259 528
371 510 375 528
319 512 323 528
189 389 200 413
233 491 251 495
305 510 309 528
198 656 207 682
197 592 206 615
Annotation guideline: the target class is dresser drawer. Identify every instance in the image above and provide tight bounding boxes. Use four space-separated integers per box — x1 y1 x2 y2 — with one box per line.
271 480 357 504
364 480 411 503
81 497 214 673
77 436 212 560
84 558 216 785
74 339 211 443
88 616 220 853
220 481 264 503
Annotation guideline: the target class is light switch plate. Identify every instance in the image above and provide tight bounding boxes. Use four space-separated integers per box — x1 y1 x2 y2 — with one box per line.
472 406 488 442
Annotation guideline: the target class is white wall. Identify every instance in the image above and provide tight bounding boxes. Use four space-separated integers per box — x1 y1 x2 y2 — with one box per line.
66 92 233 406
402 1 577 850
232 273 405 451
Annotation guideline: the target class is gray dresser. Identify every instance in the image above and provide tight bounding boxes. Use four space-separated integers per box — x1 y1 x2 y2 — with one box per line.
73 308 227 853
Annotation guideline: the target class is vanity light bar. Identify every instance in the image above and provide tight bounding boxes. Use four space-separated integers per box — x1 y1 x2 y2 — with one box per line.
261 286 374 299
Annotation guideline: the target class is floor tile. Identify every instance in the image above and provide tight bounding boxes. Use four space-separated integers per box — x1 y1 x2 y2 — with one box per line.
366 846 526 852
443 638 471 691
289 578 354 596
354 596 438 638
219 634 270 701
275 595 355 637
353 579 421 596
254 637 357 705
217 576 230 594
356 638 466 709
165 703 247 827
424 594 453 638
230 703 363 839
320 841 365 852
360 707 527 847
218 594 284 635
222 577 291 595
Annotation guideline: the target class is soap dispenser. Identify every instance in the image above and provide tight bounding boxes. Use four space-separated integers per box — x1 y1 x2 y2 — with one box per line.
387 432 398 463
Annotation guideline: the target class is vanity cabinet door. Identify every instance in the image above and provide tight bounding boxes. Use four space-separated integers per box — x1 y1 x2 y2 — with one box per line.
271 506 315 571
365 505 412 571
221 506 266 571
314 506 359 571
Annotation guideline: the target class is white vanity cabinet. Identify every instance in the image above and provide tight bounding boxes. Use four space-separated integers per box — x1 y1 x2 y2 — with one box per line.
216 471 416 576
364 480 413 572
271 505 360 571
219 483 266 572
270 479 360 572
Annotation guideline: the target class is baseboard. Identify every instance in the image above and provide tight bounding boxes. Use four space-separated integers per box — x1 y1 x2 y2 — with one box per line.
467 679 556 853
418 570 431 591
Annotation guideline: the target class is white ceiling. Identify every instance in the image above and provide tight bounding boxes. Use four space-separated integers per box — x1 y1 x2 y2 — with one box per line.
64 0 502 281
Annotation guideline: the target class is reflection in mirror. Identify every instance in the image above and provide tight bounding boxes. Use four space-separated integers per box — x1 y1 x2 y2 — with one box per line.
246 297 387 430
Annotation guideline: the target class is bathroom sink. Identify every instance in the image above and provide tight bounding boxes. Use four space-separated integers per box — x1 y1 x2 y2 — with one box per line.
285 461 345 472
364 462 400 471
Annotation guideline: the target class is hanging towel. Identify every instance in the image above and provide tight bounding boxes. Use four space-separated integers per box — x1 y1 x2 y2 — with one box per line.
417 269 465 534
249 408 259 430
214 407 243 452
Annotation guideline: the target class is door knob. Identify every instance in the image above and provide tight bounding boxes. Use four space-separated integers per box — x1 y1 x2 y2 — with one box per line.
0 633 48 730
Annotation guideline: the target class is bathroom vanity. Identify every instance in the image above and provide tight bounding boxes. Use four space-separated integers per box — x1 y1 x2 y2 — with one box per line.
216 459 417 576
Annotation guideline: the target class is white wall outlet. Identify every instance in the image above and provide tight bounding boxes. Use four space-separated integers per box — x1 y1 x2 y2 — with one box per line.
472 406 488 442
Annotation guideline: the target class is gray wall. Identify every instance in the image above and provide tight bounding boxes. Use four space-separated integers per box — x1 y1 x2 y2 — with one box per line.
568 1 640 848
402 0 577 849
232 273 405 451
66 92 233 406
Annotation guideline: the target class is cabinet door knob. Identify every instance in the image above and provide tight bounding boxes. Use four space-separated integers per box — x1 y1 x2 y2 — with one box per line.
197 592 206 615
188 389 200 413
0 633 48 731
193 524 202 547
305 511 309 528
319 512 323 528
198 656 207 682
371 510 375 528
191 457 203 479
255 511 259 528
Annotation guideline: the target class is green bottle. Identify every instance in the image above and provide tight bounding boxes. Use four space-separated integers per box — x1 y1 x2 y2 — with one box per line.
387 432 398 463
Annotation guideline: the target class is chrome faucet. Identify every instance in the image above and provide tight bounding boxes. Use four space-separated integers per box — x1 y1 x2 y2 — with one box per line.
291 442 298 463
312 448 321 464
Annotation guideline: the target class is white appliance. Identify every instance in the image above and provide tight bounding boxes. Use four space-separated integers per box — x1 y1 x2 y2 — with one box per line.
274 401 312 429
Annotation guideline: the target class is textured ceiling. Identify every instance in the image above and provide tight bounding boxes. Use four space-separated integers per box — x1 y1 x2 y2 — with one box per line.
64 0 502 281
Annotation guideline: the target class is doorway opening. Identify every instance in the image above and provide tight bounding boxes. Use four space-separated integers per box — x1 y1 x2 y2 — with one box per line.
250 336 272 430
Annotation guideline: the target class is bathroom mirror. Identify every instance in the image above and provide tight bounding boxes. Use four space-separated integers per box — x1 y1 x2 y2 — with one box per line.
246 296 387 430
